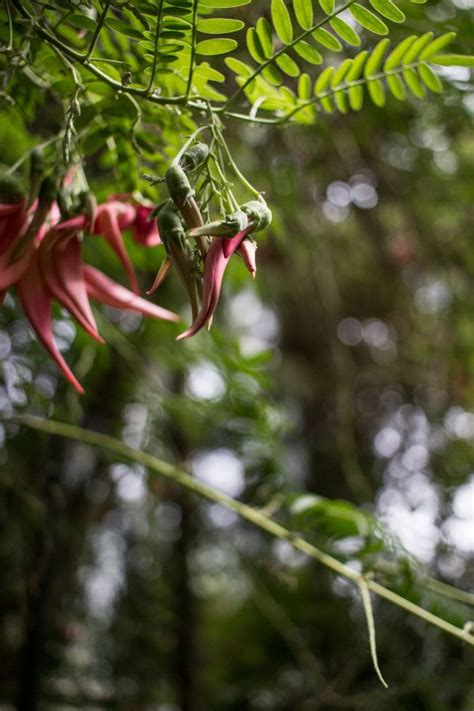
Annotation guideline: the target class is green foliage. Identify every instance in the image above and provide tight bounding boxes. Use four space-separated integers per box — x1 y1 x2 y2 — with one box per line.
1 0 471 137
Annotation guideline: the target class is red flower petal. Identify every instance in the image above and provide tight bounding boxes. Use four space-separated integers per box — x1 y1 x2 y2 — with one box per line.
38 231 104 344
17 254 85 394
93 204 139 295
84 266 180 323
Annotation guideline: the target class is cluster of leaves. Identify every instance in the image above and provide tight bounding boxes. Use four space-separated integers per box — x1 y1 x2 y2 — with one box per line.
1 0 473 132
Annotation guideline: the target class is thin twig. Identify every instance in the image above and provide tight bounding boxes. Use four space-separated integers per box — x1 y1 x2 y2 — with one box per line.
146 0 164 94
185 0 199 101
5 415 474 651
85 0 112 61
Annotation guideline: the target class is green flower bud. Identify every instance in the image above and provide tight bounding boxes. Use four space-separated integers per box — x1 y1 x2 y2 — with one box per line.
166 164 194 204
241 200 272 232
179 142 209 173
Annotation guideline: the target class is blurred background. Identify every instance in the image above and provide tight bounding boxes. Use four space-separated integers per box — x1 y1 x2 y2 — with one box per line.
0 0 473 709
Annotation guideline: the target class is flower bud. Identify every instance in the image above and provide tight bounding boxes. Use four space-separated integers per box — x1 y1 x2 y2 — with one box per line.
179 142 209 173
241 200 272 232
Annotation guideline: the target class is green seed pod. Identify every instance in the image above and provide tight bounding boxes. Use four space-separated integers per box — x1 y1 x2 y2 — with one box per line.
0 174 24 203
241 200 272 232
179 142 209 173
166 164 194 204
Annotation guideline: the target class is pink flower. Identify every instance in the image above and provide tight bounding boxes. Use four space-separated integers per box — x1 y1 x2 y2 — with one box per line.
14 219 178 393
92 198 161 293
0 199 38 292
177 227 253 341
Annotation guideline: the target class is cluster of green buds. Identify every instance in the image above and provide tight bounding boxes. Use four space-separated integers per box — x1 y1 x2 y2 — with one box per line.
148 140 272 337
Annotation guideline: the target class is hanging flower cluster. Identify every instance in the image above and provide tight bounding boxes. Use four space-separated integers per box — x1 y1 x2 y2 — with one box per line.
150 142 271 339
0 139 272 392
0 174 178 393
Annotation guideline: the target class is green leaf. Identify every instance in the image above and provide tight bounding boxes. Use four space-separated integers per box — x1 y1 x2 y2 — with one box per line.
386 73 406 100
368 78 386 106
418 64 443 93
312 28 342 52
384 35 416 71
107 18 143 40
319 0 335 14
262 65 283 85
298 72 312 99
403 67 425 98
225 57 254 76
403 32 434 64
349 4 389 35
346 50 368 81
334 90 348 113
195 38 238 55
329 17 361 46
275 53 301 77
431 54 474 67
246 28 266 63
194 63 226 82
69 14 96 32
315 65 334 93
365 38 390 76
271 0 294 44
290 496 375 538
314 67 336 111
331 58 352 87
314 67 334 113
293 40 323 65
369 0 405 23
256 18 273 58
293 0 313 30
51 79 76 96
197 18 244 33
348 84 364 110
419 32 456 60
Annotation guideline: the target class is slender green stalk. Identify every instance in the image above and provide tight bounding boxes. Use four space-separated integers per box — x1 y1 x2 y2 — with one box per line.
85 0 112 61
6 415 474 649
146 0 164 94
185 0 199 100
215 126 263 200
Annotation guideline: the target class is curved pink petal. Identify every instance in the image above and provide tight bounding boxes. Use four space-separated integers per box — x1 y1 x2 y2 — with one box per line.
177 241 227 340
17 255 85 394
238 239 257 277
94 204 139 294
0 242 35 291
147 257 172 295
38 231 104 344
177 229 250 340
54 214 87 232
0 200 28 254
84 266 180 323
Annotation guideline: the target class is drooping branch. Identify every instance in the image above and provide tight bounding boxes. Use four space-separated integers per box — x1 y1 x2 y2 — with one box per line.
4 415 474 651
